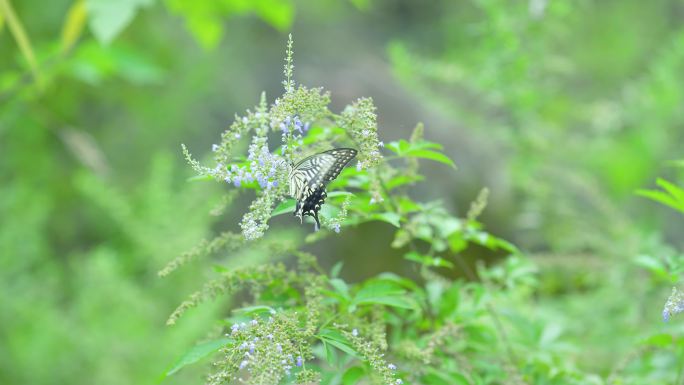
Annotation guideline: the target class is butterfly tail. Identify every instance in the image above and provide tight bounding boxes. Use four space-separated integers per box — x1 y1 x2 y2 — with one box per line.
313 211 320 231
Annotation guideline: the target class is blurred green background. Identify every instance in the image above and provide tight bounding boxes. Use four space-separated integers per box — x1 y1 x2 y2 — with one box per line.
2 0 684 384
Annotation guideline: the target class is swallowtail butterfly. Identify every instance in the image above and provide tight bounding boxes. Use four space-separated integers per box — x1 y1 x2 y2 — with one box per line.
288 148 357 231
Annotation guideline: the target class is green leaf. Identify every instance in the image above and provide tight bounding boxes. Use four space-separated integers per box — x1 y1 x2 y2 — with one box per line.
643 333 674 347
186 174 214 182
272 199 296 216
404 251 454 268
254 0 294 32
657 178 684 203
317 328 360 358
370 212 402 227
331 261 343 277
423 368 470 385
329 278 351 301
231 305 275 316
351 281 417 310
86 0 153 44
61 0 87 53
342 366 366 385
404 149 457 168
164 338 232 377
637 189 684 213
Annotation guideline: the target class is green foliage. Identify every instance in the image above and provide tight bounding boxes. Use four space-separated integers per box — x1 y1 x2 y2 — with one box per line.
3 2 684 385
163 37 610 385
637 163 684 215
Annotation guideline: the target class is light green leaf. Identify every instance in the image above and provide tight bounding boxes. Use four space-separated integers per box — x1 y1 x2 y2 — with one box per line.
86 0 154 44
165 338 232 376
404 149 457 168
404 251 454 268
61 0 87 53
371 212 401 227
657 178 684 202
330 261 343 277
637 189 684 213
329 278 351 301
255 0 294 32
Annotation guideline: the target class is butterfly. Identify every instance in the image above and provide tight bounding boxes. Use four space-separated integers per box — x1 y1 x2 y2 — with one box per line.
288 148 357 231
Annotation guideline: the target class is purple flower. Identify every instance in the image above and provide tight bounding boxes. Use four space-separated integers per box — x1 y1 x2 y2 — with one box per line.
395 380 403 385
233 179 241 187
212 144 220 152
239 360 248 369
251 319 258 326
235 133 241 139
332 223 341 233
296 356 303 367
276 344 282 353
303 122 311 131
266 334 274 340
378 141 384 148
231 324 240 333
388 363 397 370
249 343 255 354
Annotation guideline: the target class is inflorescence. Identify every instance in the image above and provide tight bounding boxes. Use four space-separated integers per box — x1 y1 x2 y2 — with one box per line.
181 34 385 240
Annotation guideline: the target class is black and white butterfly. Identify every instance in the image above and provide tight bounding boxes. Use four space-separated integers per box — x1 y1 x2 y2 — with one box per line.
288 148 357 231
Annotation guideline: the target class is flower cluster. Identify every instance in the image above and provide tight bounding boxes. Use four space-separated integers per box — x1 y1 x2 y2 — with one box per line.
343 327 404 385
208 311 314 385
663 286 684 321
338 97 383 171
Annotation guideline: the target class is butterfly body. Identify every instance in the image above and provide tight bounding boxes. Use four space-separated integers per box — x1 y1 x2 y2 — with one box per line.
288 148 357 230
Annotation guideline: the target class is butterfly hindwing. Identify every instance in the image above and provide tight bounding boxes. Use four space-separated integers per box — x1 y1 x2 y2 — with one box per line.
288 148 357 230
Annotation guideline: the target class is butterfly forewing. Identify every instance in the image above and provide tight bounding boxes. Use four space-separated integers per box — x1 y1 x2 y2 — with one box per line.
288 148 357 230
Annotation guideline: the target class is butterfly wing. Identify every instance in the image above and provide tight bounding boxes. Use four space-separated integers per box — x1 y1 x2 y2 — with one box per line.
288 148 357 230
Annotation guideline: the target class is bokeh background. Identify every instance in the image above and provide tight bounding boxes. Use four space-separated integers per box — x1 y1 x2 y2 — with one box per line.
2 0 684 384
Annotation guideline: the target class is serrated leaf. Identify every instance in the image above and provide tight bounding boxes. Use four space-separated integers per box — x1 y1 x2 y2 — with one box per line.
165 338 232 376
